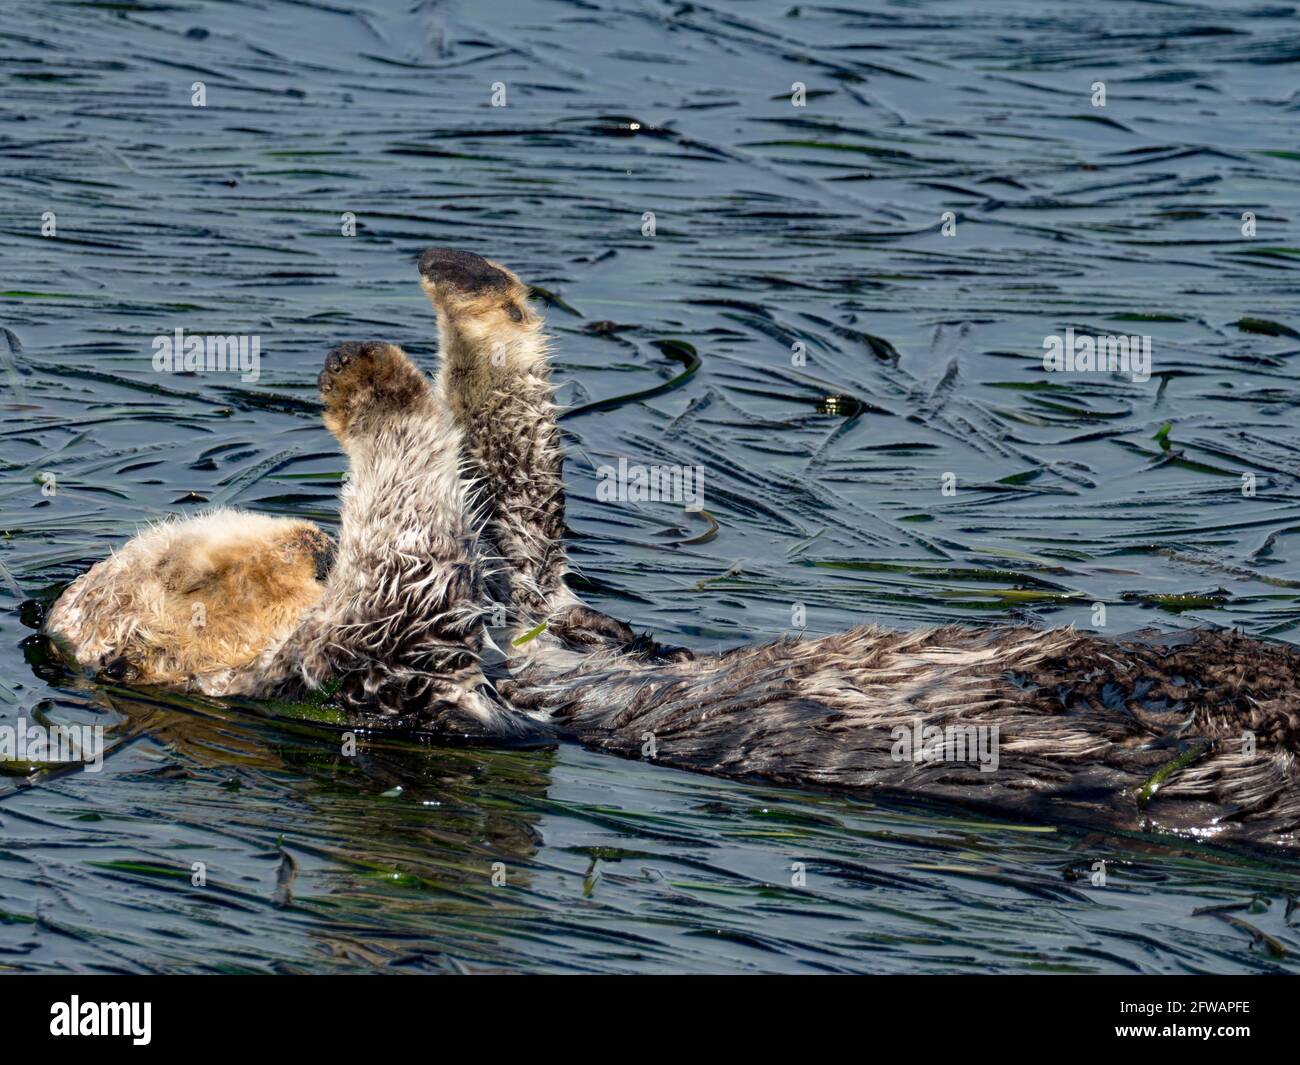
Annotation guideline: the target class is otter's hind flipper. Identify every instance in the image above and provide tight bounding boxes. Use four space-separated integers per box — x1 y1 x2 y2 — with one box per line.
418 247 683 660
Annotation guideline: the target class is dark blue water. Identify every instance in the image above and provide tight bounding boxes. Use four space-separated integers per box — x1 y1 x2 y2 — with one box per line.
2 0 1299 973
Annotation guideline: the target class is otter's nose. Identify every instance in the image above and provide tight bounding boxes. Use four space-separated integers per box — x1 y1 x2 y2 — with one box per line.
288 528 335 582
307 532 336 582
418 247 510 294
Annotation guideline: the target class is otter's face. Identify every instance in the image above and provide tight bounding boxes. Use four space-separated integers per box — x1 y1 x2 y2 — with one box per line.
417 246 542 361
44 509 333 692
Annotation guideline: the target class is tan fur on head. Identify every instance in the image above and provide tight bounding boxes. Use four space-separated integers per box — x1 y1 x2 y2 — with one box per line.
45 509 332 694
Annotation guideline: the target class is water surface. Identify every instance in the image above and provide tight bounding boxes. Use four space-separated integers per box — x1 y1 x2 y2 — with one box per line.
2 0 1299 973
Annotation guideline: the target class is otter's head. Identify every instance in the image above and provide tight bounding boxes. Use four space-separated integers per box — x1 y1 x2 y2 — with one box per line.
417 247 543 373
44 508 333 692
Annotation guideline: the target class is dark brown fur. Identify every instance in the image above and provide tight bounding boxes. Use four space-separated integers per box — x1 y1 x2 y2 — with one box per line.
498 625 1300 850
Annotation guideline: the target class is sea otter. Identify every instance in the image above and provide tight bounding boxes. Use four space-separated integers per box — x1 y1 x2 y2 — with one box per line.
43 249 1300 851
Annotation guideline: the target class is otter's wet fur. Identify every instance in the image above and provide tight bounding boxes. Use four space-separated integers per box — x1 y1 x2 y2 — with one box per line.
44 249 1300 852
505 624 1300 849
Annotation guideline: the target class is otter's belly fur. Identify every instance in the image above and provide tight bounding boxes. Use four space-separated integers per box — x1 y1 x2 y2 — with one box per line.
501 625 1300 850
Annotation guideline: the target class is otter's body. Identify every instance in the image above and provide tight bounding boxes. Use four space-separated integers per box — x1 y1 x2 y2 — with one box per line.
503 624 1300 849
44 248 1300 851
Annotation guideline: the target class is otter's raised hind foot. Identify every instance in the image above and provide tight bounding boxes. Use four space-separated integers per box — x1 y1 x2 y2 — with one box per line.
419 246 515 297
319 340 432 444
418 248 695 662
418 247 541 377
